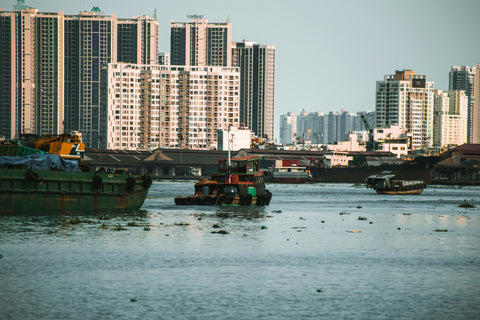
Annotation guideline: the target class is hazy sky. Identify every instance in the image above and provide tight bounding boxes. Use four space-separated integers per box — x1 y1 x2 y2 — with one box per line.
7 0 480 133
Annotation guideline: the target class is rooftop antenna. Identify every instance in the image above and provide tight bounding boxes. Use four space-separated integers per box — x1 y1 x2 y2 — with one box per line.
227 16 230 23
153 8 157 19
187 14 204 19
13 0 29 10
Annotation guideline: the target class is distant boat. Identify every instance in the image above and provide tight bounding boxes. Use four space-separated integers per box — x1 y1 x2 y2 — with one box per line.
269 159 310 183
365 172 426 195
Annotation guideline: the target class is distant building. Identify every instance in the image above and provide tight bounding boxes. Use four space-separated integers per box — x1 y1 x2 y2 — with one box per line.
158 52 170 65
64 11 158 147
232 41 276 140
102 64 240 150
282 110 375 146
279 112 297 145
170 17 232 67
449 66 477 143
217 127 251 151
0 7 158 147
433 90 468 147
375 69 435 150
0 8 65 138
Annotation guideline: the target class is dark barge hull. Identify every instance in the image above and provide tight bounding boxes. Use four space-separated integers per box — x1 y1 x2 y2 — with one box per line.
0 168 151 214
311 164 433 184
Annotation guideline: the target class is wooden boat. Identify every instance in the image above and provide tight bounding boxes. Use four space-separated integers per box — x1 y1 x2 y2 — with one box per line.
175 156 272 206
269 160 310 183
365 172 426 195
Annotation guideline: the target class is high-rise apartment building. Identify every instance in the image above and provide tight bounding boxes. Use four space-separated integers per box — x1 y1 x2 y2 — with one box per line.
102 64 240 150
280 110 375 146
64 11 117 148
117 16 159 65
433 90 468 147
232 41 275 140
279 112 297 145
0 7 158 147
375 70 435 149
170 17 232 67
449 66 477 143
474 64 480 143
0 8 64 138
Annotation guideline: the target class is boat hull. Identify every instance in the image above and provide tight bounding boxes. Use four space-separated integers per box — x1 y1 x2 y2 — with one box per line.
0 168 151 214
272 176 308 183
376 188 424 195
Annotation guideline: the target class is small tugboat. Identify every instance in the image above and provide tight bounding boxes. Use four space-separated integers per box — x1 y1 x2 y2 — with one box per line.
175 156 272 206
0 135 152 214
365 172 426 195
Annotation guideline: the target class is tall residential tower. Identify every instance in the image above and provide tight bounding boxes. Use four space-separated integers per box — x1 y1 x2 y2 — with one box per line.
170 17 232 67
375 70 435 149
232 41 275 140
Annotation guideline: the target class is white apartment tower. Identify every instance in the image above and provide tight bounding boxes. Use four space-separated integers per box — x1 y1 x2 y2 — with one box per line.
433 90 468 147
170 17 232 67
232 41 276 140
449 66 477 143
375 70 435 150
102 64 240 150
279 112 297 145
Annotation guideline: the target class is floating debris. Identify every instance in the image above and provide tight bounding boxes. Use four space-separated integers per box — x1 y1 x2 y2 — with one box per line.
339 211 350 215
356 206 362 209
403 213 412 215
459 201 475 208
299 217 306 220
316 288 324 293
144 227 151 231
397 227 401 230
0 254 3 259
174 222 190 226
101 223 108 229
271 210 282 213
212 223 221 229
127 221 141 227
130 298 137 302
261 225 268 229
97 215 111 220
321 220 325 223
347 230 362 233
434 229 448 232
211 230 229 234
358 216 367 221
113 224 126 231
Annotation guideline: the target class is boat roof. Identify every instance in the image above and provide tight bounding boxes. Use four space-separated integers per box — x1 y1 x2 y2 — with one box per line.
366 173 395 180
218 156 259 162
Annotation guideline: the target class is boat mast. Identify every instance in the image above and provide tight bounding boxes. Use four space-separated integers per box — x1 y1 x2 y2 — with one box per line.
227 126 231 183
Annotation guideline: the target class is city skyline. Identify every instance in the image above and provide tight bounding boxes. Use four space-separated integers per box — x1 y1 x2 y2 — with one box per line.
4 0 480 138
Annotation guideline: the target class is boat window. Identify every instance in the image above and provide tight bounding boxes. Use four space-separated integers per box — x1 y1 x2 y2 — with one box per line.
231 161 238 173
224 185 237 195
219 161 226 173
238 161 247 173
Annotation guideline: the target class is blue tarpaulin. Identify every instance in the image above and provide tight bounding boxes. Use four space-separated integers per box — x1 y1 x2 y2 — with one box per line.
0 154 79 172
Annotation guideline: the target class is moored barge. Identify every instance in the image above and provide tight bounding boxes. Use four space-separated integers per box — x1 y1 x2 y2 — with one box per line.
365 172 426 195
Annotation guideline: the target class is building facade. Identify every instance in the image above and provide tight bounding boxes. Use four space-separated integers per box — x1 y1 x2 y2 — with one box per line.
170 17 232 67
232 41 275 140
449 66 477 143
279 112 297 145
375 70 435 150
64 11 158 148
102 64 240 150
433 90 468 147
0 8 64 138
0 7 158 147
